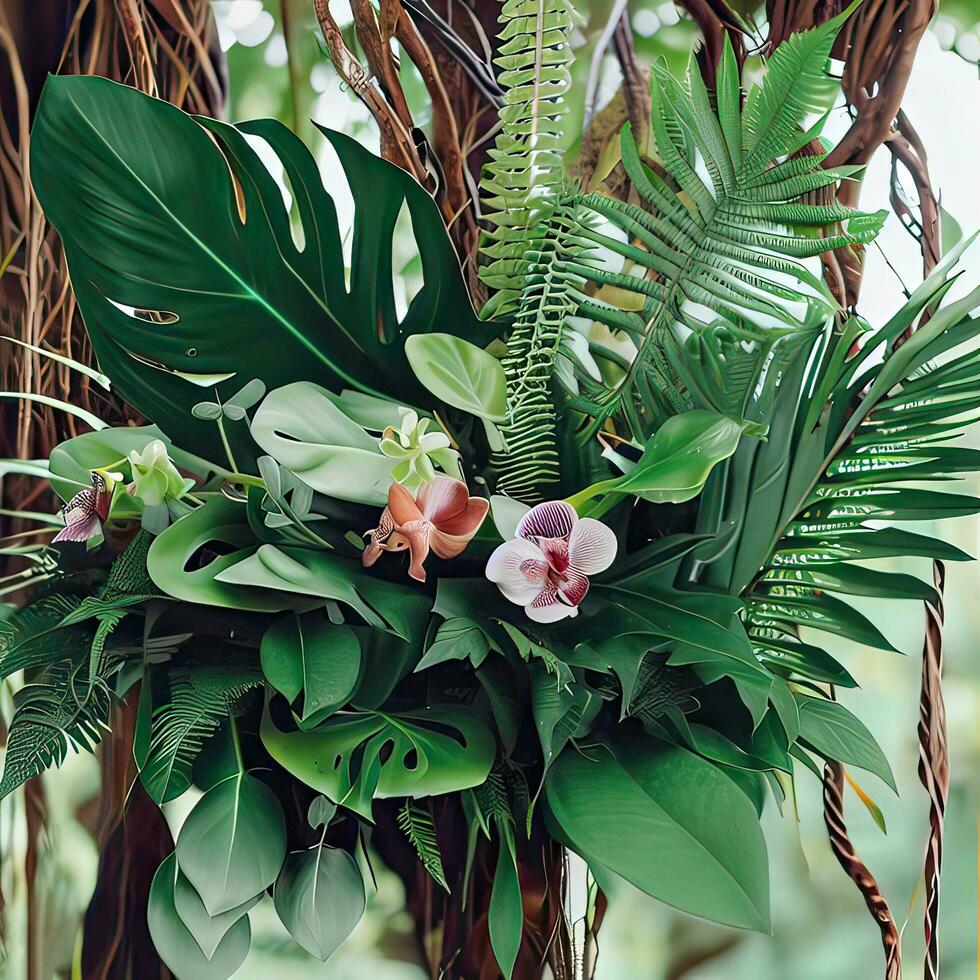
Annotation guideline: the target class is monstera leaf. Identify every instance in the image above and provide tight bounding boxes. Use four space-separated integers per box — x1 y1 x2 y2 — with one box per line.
31 75 494 463
261 706 496 818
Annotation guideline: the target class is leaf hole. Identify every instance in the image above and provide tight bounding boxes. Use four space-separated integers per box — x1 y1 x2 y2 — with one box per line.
183 539 237 573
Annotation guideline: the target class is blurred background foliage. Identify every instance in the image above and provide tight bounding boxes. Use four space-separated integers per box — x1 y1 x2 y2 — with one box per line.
0 1 977 977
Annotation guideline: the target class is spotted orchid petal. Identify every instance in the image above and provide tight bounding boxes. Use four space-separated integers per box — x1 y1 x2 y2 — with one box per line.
527 585 578 623
52 472 112 544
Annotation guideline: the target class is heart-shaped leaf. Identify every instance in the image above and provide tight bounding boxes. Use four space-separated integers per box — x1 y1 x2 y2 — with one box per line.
148 853 251 979
176 772 287 914
173 867 261 959
273 844 365 961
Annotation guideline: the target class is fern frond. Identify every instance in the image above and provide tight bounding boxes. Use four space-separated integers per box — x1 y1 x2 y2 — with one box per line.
140 661 262 804
0 595 86 681
479 0 573 314
479 0 579 500
562 24 885 441
0 662 113 799
398 801 449 892
472 764 514 836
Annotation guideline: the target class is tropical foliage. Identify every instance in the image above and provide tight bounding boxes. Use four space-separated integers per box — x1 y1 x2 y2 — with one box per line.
1 5 976 979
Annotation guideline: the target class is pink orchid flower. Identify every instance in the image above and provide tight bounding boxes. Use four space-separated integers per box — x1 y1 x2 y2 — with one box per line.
486 500 617 623
363 477 489 583
53 471 118 544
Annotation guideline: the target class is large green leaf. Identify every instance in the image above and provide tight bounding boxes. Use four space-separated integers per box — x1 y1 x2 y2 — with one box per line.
146 495 307 612
261 706 495 819
546 733 770 931
568 411 746 515
31 75 493 462
213 543 423 636
250 382 394 505
176 772 287 914
148 854 251 980
273 844 365 961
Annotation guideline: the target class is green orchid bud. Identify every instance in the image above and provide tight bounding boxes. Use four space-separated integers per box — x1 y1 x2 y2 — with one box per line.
127 439 189 507
379 410 462 491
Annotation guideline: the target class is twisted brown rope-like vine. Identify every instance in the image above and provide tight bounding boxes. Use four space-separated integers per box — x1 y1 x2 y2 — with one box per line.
822 761 903 980
918 562 949 979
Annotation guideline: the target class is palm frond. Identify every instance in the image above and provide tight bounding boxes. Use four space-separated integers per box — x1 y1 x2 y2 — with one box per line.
690 241 980 690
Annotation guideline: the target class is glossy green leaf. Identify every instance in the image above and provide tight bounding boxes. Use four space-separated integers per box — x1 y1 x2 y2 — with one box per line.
569 412 745 515
176 773 287 914
404 333 507 421
31 75 493 463
273 845 365 961
261 707 495 819
214 544 419 635
488 833 522 980
546 733 770 931
147 496 308 612
416 617 492 671
250 382 393 505
796 696 896 791
260 612 361 723
148 854 251 980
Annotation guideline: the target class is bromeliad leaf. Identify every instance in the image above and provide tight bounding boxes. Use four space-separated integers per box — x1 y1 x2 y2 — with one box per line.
30 75 494 463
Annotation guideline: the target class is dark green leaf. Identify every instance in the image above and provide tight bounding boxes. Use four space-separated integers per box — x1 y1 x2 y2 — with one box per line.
547 733 770 931
32 75 493 462
796 696 896 791
260 612 361 723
